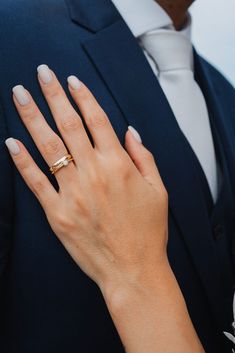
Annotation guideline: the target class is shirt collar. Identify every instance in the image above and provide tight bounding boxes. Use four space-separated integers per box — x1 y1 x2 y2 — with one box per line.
111 0 192 39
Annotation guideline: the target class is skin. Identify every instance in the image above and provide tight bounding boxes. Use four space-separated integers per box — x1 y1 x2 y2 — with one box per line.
5 68 204 353
156 0 194 30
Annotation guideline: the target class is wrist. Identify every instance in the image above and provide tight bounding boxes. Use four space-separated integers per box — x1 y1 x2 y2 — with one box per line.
101 257 173 316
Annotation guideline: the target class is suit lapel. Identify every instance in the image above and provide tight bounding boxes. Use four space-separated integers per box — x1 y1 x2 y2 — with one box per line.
65 0 221 314
65 0 121 32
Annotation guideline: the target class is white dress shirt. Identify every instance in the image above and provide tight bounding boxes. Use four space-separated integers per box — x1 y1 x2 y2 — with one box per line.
111 0 219 202
111 0 191 74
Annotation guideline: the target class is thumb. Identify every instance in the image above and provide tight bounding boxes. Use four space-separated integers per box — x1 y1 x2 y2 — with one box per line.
125 126 165 191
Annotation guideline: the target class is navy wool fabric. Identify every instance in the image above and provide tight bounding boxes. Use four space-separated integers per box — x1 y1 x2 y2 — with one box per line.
0 1 235 352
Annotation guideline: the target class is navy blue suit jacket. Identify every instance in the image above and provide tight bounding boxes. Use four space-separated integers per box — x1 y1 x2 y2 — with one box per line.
0 1 235 352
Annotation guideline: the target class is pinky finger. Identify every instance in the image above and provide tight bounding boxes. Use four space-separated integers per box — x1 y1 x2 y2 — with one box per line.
5 137 59 212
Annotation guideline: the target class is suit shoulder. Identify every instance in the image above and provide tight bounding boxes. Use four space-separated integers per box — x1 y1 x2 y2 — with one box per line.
0 0 65 26
0 0 60 11
0 0 37 16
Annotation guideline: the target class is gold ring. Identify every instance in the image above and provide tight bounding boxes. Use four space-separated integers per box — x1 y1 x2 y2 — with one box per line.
49 154 74 175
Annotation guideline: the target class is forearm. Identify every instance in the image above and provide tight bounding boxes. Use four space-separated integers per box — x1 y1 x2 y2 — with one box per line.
102 260 205 353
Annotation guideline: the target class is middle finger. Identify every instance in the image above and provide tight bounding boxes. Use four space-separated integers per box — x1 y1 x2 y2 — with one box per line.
37 64 94 165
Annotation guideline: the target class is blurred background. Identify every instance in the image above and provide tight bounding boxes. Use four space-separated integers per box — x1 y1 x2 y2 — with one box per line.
190 0 235 87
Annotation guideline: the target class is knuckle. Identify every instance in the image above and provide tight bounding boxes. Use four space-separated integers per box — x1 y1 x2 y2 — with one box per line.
72 196 90 217
60 113 81 132
43 136 63 155
45 84 62 99
88 110 108 128
112 155 132 179
31 176 47 195
76 86 87 100
113 154 129 170
21 105 39 121
89 172 107 190
121 166 133 181
16 156 31 171
55 213 74 233
144 149 155 162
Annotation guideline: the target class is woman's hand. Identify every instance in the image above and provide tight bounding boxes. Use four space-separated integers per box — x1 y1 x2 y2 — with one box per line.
5 65 205 353
5 65 168 298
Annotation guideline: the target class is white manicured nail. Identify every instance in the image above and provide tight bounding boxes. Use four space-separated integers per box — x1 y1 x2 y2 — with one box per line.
37 64 53 84
13 85 30 106
5 138 20 155
128 126 142 143
67 75 82 90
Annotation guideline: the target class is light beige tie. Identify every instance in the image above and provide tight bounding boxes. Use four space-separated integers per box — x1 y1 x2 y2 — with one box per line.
140 29 219 202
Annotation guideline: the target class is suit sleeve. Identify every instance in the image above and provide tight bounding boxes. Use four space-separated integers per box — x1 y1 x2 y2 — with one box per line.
0 102 14 290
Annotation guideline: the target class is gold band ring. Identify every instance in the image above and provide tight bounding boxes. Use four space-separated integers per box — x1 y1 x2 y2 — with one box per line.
49 154 74 175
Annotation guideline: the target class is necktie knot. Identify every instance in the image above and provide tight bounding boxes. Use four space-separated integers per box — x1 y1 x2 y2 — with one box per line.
140 29 194 73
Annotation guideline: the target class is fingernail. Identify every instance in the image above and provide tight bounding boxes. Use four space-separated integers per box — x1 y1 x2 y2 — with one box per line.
67 75 82 90
13 85 30 106
128 126 142 143
5 138 20 155
37 64 53 84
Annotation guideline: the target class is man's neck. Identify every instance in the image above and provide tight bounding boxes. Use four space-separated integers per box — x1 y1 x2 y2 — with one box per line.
156 0 194 30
